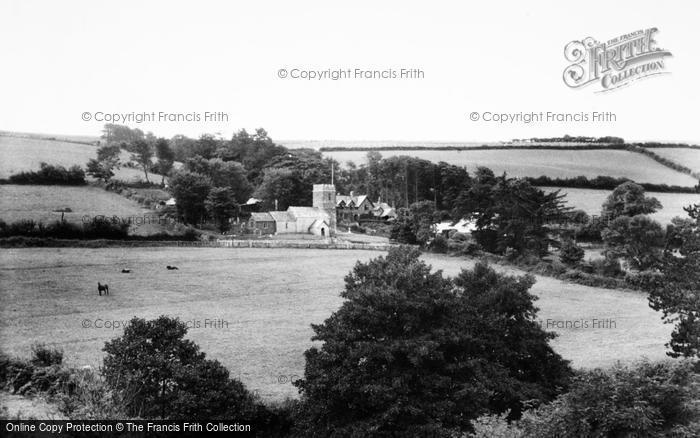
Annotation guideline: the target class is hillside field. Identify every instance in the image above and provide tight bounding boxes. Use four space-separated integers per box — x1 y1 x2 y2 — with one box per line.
0 247 672 402
0 184 153 229
0 136 163 183
543 187 700 224
324 149 699 186
646 147 700 174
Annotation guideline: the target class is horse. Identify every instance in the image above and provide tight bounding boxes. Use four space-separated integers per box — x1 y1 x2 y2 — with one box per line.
121 269 131 273
97 282 109 296
166 265 179 270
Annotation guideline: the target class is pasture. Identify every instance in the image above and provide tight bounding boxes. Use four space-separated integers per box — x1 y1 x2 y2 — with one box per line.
0 185 150 226
323 149 699 186
0 136 164 183
543 187 700 225
0 247 672 402
647 147 700 174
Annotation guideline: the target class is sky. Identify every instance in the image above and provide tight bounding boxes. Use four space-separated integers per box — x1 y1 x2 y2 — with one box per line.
1 0 698 143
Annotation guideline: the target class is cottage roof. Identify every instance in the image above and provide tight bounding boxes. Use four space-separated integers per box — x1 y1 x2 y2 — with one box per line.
250 212 274 222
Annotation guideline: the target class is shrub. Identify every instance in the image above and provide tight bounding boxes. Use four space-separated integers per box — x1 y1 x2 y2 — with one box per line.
30 343 63 367
7 163 86 185
429 234 448 253
518 361 700 437
590 256 623 277
559 240 584 266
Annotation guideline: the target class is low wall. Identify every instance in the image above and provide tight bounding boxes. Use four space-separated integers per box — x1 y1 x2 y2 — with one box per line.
215 239 393 251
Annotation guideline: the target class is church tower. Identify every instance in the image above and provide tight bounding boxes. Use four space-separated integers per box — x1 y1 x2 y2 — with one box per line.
313 184 336 237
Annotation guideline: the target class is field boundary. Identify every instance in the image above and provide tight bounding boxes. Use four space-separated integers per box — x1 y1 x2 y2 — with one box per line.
0 237 395 251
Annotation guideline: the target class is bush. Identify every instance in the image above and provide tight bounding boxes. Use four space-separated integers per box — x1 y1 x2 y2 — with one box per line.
30 343 63 367
559 240 584 266
429 234 448 253
590 256 623 277
518 361 700 437
6 163 86 185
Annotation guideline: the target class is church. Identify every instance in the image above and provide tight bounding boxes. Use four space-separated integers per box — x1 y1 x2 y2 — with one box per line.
248 184 337 237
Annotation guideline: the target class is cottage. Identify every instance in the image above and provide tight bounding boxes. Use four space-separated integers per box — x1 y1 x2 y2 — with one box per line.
248 212 275 234
336 191 374 222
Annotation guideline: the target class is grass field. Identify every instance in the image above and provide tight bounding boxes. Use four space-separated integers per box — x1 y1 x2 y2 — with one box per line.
543 187 700 224
324 149 699 186
0 248 672 402
0 136 164 183
0 185 151 227
647 148 700 174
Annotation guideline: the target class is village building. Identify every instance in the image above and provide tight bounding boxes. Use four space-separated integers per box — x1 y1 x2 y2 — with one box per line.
336 191 374 223
248 184 337 237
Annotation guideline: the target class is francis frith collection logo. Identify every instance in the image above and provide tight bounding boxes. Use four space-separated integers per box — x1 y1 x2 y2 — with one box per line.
563 28 672 92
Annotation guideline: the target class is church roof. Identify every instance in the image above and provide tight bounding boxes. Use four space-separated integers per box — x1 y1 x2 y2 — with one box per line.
269 211 294 222
287 206 328 219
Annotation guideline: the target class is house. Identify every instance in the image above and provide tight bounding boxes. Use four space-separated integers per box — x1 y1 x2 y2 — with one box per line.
248 184 337 237
372 202 397 221
248 212 275 234
336 191 374 222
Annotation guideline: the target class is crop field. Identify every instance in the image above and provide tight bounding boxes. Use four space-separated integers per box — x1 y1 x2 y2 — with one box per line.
647 147 700 174
324 149 699 186
0 136 163 183
0 185 150 226
544 187 700 224
0 247 672 402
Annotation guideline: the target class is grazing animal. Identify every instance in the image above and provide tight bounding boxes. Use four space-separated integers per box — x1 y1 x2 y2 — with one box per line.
166 265 179 270
97 282 109 296
121 269 131 273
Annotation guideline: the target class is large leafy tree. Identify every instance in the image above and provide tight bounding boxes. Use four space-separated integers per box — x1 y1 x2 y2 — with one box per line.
102 316 259 419
601 182 661 221
130 139 154 183
169 170 213 225
294 247 571 436
602 214 665 270
390 200 437 245
86 144 121 182
154 138 175 186
644 204 700 359
205 187 238 233
253 168 306 210
185 157 252 203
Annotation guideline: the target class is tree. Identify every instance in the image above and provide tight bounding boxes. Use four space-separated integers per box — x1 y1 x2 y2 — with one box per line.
602 214 665 270
130 139 154 183
390 200 437 245
102 316 259 419
154 138 175 186
294 247 571 436
253 168 306 210
86 144 121 182
559 239 584 266
185 157 252 203
644 204 700 359
169 170 213 225
205 187 238 233
601 182 661 221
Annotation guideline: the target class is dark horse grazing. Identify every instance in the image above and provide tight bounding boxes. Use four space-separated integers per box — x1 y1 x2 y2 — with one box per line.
97 282 109 296
166 265 178 270
121 269 131 273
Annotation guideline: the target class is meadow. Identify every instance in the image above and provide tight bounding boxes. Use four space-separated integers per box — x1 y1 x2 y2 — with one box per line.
323 149 699 186
0 136 163 183
0 247 672 402
647 147 700 174
543 187 700 224
0 185 150 225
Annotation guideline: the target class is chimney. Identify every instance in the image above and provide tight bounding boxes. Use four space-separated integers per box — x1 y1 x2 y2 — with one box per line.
350 190 354 198
274 199 278 210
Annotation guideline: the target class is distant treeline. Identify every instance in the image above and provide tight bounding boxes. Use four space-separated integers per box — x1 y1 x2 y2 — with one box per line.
0 218 199 241
526 175 699 194
0 163 86 185
627 143 700 179
0 132 98 146
319 142 699 152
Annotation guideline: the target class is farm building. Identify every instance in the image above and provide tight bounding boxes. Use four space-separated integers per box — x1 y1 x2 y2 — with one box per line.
249 184 337 237
372 201 397 221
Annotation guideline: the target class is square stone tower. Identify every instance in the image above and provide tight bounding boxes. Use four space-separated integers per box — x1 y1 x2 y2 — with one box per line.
312 184 336 237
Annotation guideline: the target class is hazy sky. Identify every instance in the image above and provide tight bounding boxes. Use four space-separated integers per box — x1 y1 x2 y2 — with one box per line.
1 0 698 143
